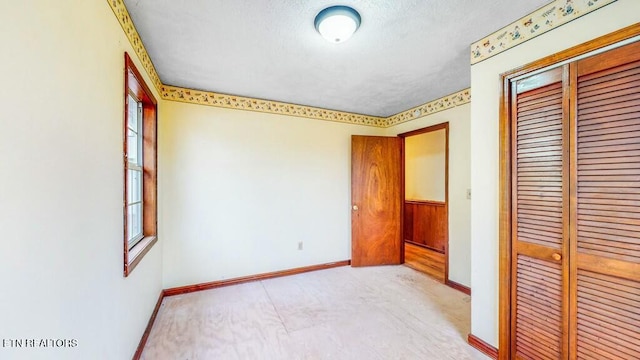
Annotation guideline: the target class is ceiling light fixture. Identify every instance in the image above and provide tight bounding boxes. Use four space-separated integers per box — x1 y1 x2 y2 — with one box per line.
314 6 361 43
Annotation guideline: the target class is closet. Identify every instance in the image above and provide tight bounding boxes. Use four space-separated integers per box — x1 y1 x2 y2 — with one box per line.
501 39 640 359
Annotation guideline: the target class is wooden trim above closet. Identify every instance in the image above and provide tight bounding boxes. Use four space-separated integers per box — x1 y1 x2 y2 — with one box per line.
499 23 640 80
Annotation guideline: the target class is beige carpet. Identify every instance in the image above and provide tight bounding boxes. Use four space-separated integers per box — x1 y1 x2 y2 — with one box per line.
141 265 490 360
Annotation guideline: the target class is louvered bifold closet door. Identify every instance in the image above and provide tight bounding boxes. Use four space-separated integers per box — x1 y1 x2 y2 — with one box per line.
512 67 569 360
572 41 640 360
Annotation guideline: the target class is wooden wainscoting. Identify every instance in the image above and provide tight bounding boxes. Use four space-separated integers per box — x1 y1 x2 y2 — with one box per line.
404 242 446 283
404 200 447 282
404 200 447 252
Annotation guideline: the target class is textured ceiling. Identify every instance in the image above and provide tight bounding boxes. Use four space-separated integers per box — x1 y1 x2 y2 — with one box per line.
123 0 550 117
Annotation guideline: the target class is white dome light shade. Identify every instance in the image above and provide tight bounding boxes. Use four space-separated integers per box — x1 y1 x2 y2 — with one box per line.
314 6 361 43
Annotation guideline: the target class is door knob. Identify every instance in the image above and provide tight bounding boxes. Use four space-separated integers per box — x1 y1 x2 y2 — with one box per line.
552 253 562 261
352 205 359 211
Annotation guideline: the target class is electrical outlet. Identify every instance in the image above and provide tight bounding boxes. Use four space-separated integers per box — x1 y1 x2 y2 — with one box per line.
298 242 303 250
466 189 471 200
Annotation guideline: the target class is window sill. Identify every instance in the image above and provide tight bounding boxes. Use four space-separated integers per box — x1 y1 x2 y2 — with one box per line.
125 235 158 277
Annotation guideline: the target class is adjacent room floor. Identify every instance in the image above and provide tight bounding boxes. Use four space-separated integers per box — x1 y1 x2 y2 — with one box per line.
141 265 490 359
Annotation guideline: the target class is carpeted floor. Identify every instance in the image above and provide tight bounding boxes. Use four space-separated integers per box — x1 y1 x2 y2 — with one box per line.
142 265 490 360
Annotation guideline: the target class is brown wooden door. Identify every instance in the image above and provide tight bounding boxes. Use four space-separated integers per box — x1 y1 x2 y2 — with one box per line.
511 66 570 360
351 135 402 267
571 41 640 360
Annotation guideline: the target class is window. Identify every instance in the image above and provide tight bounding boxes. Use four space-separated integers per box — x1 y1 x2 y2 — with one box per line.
123 52 157 276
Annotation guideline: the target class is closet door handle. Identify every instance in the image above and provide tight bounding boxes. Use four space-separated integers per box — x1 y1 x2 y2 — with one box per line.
552 253 562 261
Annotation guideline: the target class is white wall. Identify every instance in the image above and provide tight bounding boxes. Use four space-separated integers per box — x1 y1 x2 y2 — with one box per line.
0 1 163 359
387 104 471 287
159 101 384 288
405 129 446 202
469 0 640 347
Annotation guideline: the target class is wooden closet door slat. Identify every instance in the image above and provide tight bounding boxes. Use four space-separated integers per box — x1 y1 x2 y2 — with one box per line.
516 255 563 360
512 67 568 359
574 41 640 360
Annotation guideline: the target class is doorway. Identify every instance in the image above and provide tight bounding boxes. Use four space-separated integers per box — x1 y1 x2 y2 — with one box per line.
400 123 449 283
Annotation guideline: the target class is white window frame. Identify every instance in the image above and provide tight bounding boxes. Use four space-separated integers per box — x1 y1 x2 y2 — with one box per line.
126 92 144 250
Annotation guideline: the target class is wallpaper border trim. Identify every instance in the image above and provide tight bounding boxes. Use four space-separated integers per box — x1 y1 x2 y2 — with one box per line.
470 0 618 64
386 89 471 127
108 0 483 127
107 0 163 93
162 85 470 128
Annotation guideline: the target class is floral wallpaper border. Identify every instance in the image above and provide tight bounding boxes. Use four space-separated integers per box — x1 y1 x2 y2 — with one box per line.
386 89 471 127
471 0 618 65
107 0 163 92
108 0 470 127
108 0 616 127
162 85 387 127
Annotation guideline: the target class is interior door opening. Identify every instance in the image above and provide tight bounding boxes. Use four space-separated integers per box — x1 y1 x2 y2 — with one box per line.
399 123 449 283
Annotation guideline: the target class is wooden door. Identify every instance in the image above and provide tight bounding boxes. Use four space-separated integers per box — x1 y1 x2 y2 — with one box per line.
351 136 402 267
511 66 570 359
502 39 640 360
571 41 640 360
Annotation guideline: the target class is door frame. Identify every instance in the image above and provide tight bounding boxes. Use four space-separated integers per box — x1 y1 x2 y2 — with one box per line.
497 24 640 360
399 122 450 283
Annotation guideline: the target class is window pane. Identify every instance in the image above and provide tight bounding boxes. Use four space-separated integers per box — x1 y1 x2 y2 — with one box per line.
127 203 143 244
124 54 157 276
137 103 143 166
127 129 139 165
127 94 138 130
127 169 142 203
